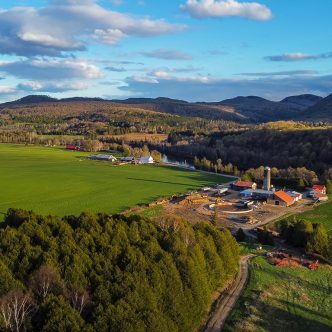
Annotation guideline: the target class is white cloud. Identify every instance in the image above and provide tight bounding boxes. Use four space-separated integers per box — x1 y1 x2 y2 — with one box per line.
92 29 127 45
0 1 185 56
239 70 319 77
0 86 15 94
129 76 159 84
0 58 103 80
141 49 193 60
266 52 332 62
181 0 272 20
120 72 332 101
17 81 88 92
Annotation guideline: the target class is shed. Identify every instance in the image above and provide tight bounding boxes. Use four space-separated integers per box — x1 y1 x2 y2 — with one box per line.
121 156 135 163
89 154 117 162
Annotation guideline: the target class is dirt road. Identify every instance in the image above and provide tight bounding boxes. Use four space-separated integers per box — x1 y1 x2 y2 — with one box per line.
200 255 255 332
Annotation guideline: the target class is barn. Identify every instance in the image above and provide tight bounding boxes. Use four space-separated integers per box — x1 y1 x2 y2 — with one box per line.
231 181 257 191
268 191 295 207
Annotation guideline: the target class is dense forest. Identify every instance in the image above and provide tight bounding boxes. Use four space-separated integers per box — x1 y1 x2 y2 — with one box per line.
160 124 332 176
0 101 236 137
0 209 239 332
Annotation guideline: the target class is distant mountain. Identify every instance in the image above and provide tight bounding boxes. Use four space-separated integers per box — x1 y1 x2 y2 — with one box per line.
0 93 327 123
1 95 58 107
213 96 305 122
281 94 323 110
296 93 332 122
114 97 245 122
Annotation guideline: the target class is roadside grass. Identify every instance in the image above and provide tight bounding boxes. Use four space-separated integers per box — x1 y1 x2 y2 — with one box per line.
224 256 332 332
239 242 271 256
0 144 227 217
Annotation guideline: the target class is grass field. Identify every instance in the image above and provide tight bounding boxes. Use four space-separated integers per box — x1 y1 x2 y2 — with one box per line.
224 256 332 332
298 200 332 232
0 144 228 217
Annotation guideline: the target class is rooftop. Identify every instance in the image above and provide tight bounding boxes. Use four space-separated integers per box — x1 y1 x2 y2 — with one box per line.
274 191 295 204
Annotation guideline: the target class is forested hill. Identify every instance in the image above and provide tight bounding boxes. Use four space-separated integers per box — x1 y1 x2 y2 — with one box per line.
0 209 239 332
0 93 330 123
296 93 332 122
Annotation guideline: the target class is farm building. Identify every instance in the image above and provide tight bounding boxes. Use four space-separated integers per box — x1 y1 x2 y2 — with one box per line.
312 192 328 202
120 156 135 163
66 145 86 151
311 185 327 195
231 181 257 191
240 189 275 200
267 191 295 207
89 154 117 162
286 191 303 201
139 156 154 164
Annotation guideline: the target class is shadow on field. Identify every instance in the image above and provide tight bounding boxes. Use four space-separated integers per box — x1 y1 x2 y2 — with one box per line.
259 267 332 297
225 294 332 332
127 177 193 187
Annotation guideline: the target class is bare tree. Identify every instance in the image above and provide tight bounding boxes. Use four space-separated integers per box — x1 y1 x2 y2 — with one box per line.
69 287 90 314
0 290 34 332
29 265 61 300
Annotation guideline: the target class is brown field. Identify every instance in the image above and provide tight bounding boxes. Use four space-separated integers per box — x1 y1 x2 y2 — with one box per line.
104 133 168 142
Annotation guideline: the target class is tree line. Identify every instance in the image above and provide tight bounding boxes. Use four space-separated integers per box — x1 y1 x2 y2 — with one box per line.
158 126 332 177
276 218 332 260
194 157 322 188
0 209 239 332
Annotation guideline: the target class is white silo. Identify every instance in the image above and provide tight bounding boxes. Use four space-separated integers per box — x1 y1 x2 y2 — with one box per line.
263 167 271 191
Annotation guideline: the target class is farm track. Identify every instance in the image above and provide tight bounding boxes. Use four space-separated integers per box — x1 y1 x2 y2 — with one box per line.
200 255 255 332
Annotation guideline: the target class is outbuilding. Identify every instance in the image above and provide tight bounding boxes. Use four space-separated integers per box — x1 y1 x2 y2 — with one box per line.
121 156 135 163
286 191 303 202
231 181 257 191
240 189 274 200
89 154 117 162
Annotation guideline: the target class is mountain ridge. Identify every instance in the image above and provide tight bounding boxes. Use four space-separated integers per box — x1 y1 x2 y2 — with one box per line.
0 93 330 123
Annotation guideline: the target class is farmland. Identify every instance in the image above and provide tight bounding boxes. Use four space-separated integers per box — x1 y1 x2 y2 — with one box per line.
224 256 332 332
0 144 227 217
297 200 332 232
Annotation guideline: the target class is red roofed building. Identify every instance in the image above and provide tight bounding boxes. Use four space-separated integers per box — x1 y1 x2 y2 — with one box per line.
312 185 326 195
268 190 295 207
231 181 257 191
66 145 78 151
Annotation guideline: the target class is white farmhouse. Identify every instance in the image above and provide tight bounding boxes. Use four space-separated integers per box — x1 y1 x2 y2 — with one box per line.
139 156 154 164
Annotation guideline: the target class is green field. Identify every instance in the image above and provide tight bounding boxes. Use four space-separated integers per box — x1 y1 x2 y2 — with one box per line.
298 200 332 232
224 256 332 332
0 144 228 217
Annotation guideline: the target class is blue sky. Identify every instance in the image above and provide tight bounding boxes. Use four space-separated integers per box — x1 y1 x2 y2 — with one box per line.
0 0 332 102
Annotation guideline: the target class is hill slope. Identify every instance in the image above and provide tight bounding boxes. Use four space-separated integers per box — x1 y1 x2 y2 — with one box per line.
281 94 323 110
0 93 328 123
296 93 332 121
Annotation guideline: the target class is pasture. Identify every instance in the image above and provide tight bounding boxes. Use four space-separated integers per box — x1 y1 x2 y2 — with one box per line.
224 256 332 332
0 144 228 217
299 200 332 232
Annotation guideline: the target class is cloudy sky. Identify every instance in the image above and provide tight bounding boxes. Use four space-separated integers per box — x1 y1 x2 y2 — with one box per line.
0 0 332 102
